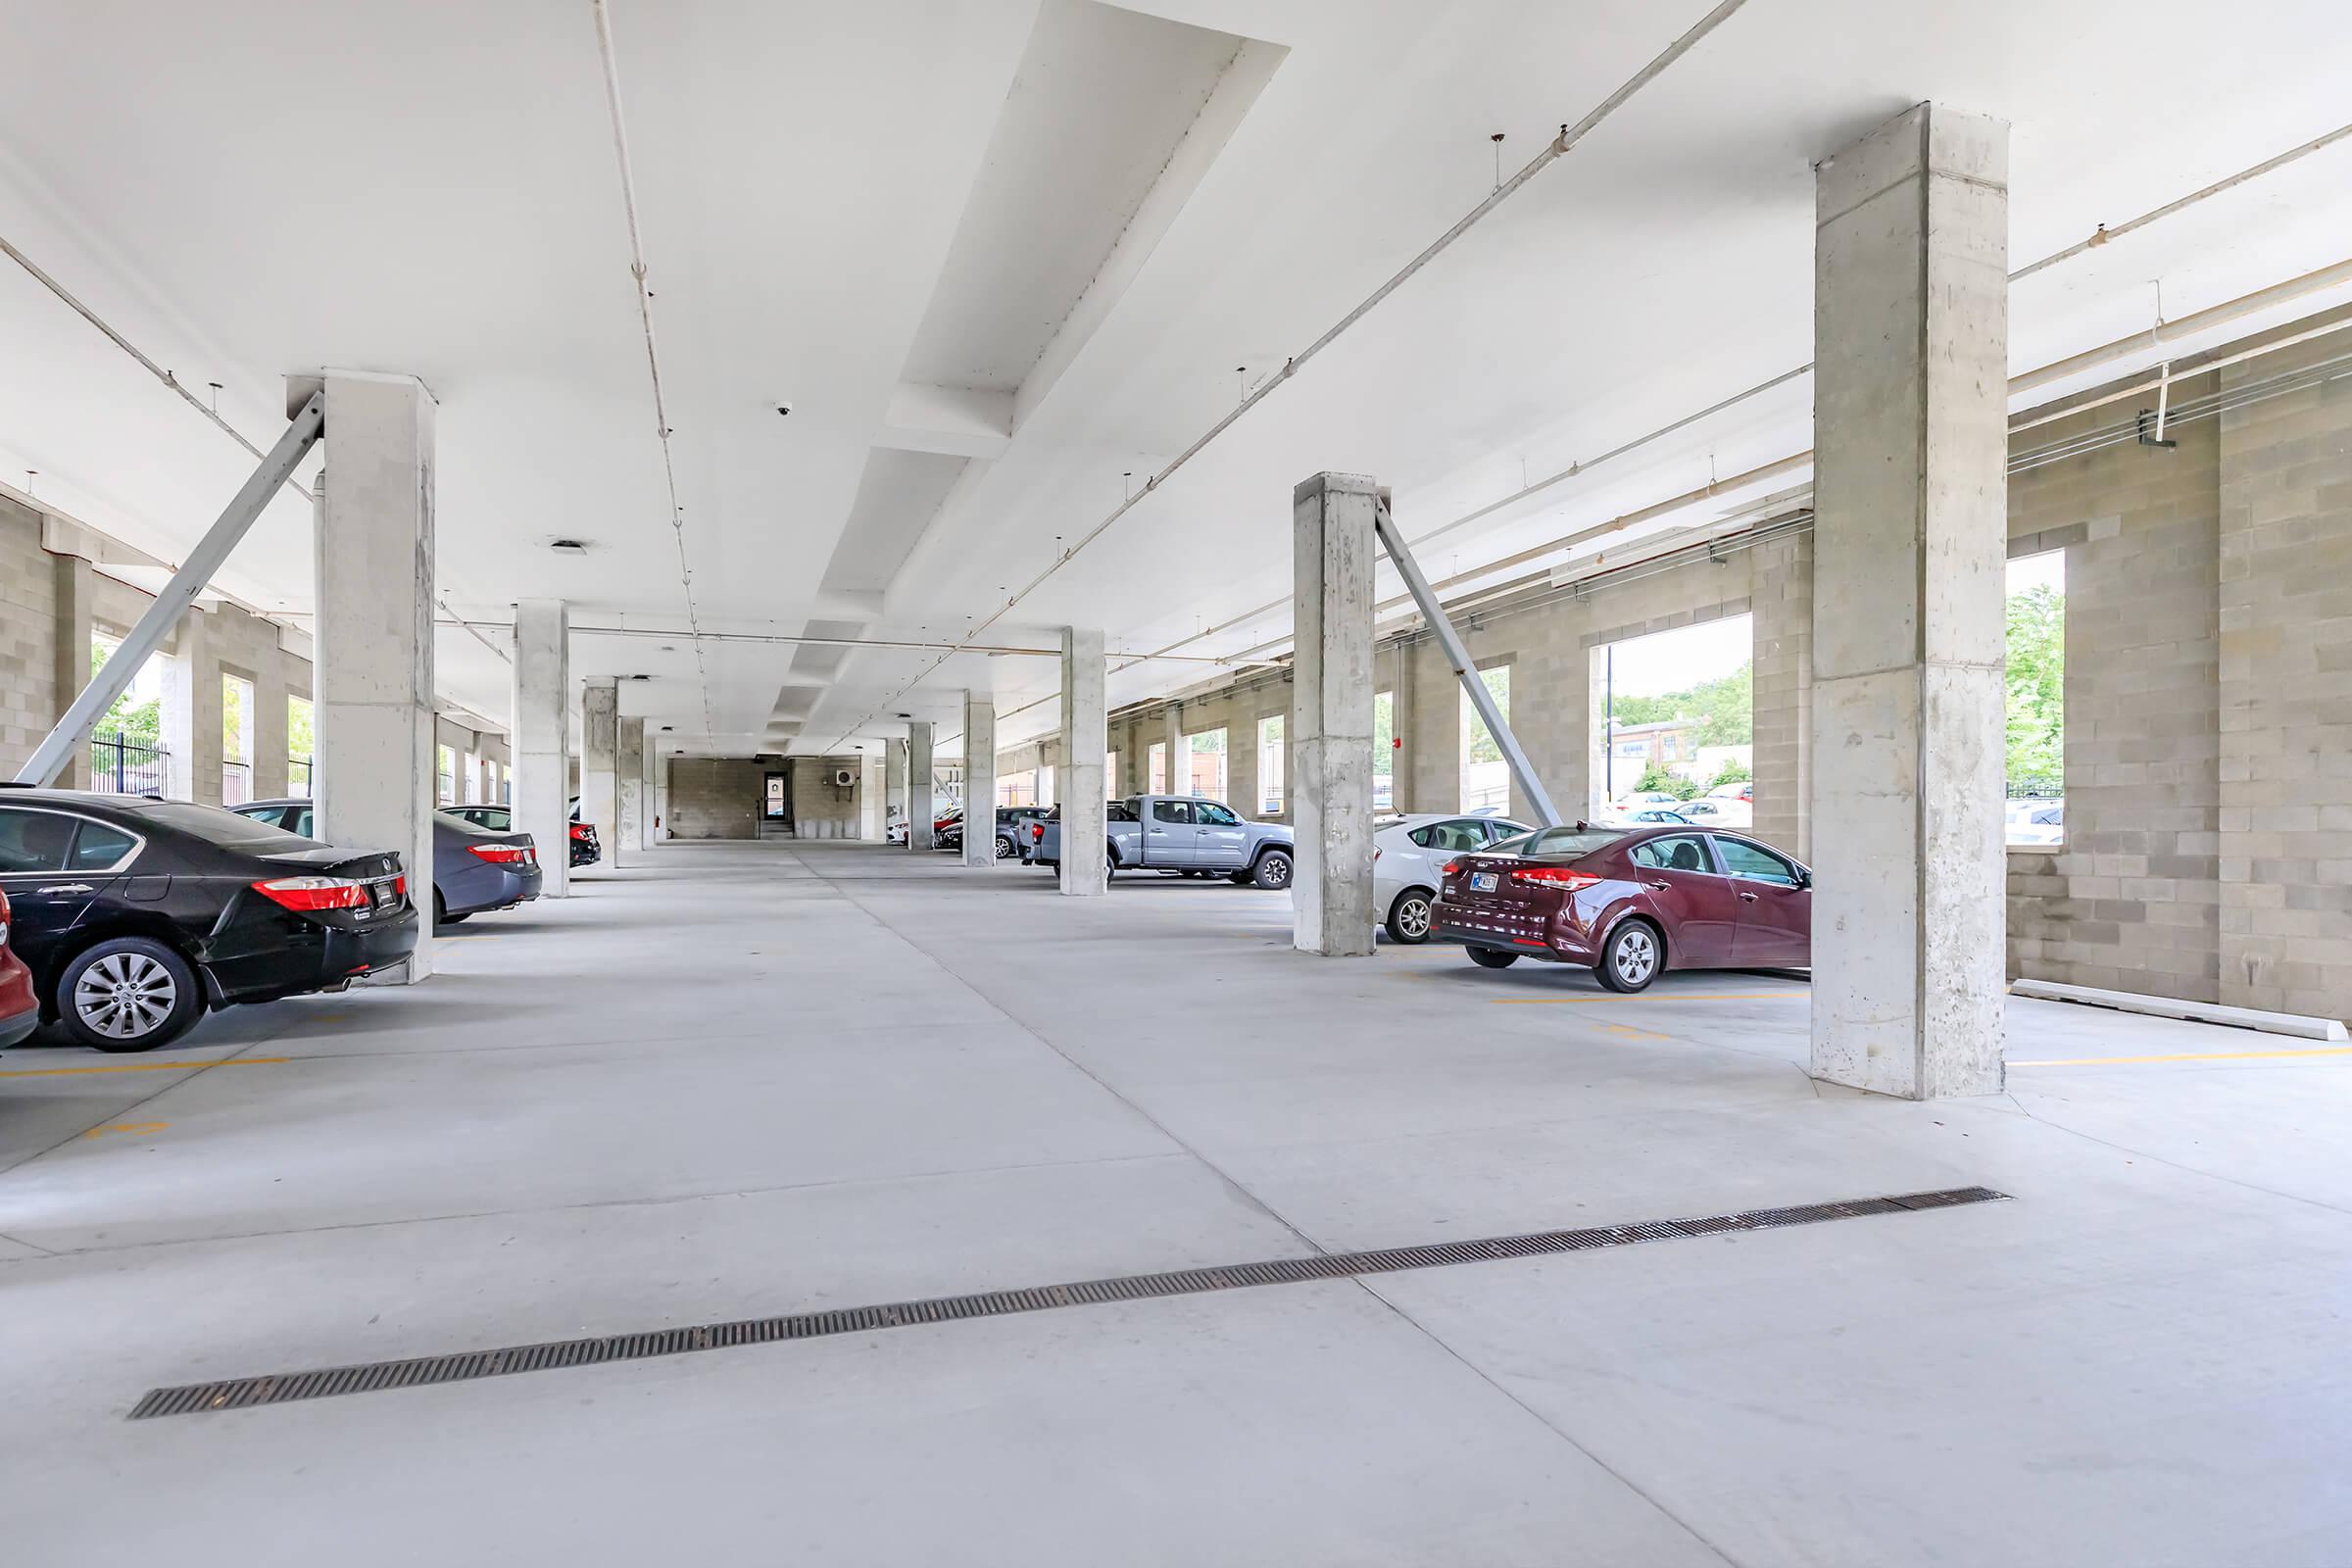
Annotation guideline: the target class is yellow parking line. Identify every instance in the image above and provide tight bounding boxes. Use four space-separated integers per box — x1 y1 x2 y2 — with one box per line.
2009 1046 2352 1067
1488 992 1808 1005
0 1056 289 1079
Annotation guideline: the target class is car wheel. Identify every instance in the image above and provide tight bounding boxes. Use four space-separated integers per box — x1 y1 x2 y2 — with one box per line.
1385 889 1435 945
1251 850 1293 890
995 835 1016 859
1597 919 1663 993
57 937 202 1053
1467 946 1519 969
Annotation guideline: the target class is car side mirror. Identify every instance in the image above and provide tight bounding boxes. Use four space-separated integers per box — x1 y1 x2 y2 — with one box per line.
1795 869 1812 889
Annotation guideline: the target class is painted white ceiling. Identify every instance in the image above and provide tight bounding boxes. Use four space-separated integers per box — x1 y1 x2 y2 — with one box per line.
1 0 2346 760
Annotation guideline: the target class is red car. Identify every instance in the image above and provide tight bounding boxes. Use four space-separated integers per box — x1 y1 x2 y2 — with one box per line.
1433 823 1810 992
0 886 38 1049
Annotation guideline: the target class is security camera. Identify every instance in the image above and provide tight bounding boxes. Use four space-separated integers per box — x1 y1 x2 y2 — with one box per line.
773 402 793 416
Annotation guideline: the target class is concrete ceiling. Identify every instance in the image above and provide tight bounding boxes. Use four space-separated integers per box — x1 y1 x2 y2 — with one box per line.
1 0 2347 759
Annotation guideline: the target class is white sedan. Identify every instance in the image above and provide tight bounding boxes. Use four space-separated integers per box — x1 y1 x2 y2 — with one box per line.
1374 812 1534 943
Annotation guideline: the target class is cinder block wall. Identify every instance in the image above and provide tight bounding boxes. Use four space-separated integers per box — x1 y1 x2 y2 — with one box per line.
2217 336 2352 1015
2004 372 2223 1001
666 757 764 838
0 497 61 772
789 756 865 838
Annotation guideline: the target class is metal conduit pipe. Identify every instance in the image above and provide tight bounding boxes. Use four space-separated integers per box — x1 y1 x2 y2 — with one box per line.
817 0 1754 752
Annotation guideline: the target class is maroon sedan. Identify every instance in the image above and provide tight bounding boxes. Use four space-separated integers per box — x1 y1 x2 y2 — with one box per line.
1432 823 1811 992
0 886 36 1049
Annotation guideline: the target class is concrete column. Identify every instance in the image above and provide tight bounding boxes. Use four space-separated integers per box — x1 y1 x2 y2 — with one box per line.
1292 472 1377 956
312 370 438 982
160 609 216 805
512 599 570 896
1059 628 1107 896
884 737 907 838
640 725 659 848
617 715 646 860
1810 104 2008 1098
859 753 886 840
1750 529 1815 859
253 663 289 801
906 723 935 850
581 677 619 872
47 552 93 790
1162 703 1183 795
962 692 998 867
653 752 669 840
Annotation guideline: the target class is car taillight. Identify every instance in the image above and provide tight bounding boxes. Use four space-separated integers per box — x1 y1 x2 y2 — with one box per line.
252 875 371 911
1441 860 1462 876
1031 823 1043 841
1510 866 1600 890
569 823 590 840
469 843 531 864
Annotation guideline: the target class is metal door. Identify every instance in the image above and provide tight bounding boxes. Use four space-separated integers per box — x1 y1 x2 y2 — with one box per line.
1144 799 1199 867
1623 833 1740 963
1193 801 1249 868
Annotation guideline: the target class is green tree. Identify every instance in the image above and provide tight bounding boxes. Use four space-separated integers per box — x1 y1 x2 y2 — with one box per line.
1605 661 1752 747
1710 757 1752 786
90 641 160 748
2004 582 2064 790
1634 761 1701 800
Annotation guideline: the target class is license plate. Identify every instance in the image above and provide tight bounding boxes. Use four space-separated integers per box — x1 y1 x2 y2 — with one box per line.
370 880 398 909
1471 871 1498 892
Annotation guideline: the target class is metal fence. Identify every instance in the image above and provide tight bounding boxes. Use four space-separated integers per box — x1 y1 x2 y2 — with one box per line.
89 732 169 796
289 756 313 797
221 760 253 806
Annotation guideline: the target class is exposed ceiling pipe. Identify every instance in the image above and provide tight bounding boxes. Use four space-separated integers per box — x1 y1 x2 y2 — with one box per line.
2009 119 2352 282
2009 255 2352 396
592 0 715 749
2009 304 2352 434
0 230 510 669
818 0 1755 752
1074 129 2352 688
420 618 1275 664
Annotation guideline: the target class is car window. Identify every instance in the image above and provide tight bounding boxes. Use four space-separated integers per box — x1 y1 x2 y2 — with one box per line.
0 808 77 872
123 801 312 850
1196 803 1240 826
1715 837 1799 885
232 805 287 829
66 820 139 871
289 807 316 838
1631 834 1714 874
1485 829 1538 855
1152 801 1193 825
1527 827 1628 858
1482 820 1533 843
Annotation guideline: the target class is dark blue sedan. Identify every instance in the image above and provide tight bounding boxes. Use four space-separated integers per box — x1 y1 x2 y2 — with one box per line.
233 801 542 926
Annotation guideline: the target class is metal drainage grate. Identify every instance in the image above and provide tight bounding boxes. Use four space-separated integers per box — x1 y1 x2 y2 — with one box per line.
127 1185 2006 1420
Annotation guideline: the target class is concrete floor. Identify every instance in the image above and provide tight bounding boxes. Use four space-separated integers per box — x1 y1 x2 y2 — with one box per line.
2 840 2347 1566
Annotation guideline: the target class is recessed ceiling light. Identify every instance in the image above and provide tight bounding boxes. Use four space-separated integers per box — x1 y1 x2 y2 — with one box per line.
660 725 673 731
549 538 589 554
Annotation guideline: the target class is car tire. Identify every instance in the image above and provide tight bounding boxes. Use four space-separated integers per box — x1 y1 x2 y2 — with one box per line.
1385 888 1435 945
1467 946 1519 969
1251 850 1293 891
56 937 202 1054
995 835 1016 859
1596 919 1664 993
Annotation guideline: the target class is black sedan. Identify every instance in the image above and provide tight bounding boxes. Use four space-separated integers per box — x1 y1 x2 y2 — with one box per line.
0 788 417 1053
938 806 1050 859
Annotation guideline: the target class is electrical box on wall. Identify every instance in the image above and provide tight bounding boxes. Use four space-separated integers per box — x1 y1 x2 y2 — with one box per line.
833 768 855 788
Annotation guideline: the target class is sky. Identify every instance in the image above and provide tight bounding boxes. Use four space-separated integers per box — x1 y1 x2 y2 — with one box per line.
1605 613 1751 697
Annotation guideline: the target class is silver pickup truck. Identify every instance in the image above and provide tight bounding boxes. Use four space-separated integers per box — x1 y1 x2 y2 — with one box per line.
1028 795 1295 889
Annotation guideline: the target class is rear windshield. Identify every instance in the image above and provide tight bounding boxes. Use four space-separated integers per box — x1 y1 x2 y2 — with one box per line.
124 801 313 851
1108 801 1139 822
1518 827 1629 858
